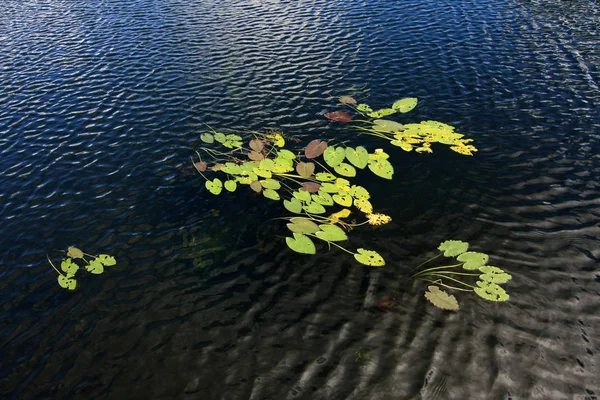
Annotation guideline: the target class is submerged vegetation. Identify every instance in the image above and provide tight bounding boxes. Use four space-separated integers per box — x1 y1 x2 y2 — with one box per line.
191 95 510 309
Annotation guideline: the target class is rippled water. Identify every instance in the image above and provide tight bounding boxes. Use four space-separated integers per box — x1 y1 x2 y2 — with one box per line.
1 0 599 399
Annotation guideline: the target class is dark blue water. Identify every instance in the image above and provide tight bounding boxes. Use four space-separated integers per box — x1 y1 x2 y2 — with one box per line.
1 0 599 399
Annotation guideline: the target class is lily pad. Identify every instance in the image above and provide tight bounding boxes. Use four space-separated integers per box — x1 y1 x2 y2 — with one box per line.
391 97 418 113
249 139 264 152
345 146 369 169
250 180 262 193
67 247 84 259
479 266 512 284
58 275 77 290
97 254 116 266
356 104 373 112
259 158 275 171
263 189 280 201
301 182 321 193
332 193 353 207
293 189 312 202
354 198 373 214
248 151 264 161
372 119 404 133
354 248 385 267
424 286 459 310
474 281 510 302
277 149 296 160
86 259 104 274
339 96 357 105
200 133 214 143
221 163 243 175
284 198 303 214
311 191 334 206
305 139 328 159
285 233 316 255
205 178 223 195
289 218 321 233
334 162 356 177
303 201 326 214
368 108 397 118
296 162 315 178
457 252 489 270
323 146 346 167
224 180 237 192
61 258 79 275
391 140 413 152
315 172 336 182
253 167 272 179
367 158 394 179
319 183 339 193
194 161 207 172
315 224 348 242
324 111 352 122
260 179 281 190
438 240 469 257
349 185 370 199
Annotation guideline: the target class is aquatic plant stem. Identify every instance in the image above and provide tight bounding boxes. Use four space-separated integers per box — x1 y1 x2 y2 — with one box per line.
46 255 64 276
411 263 462 278
418 273 476 289
421 278 472 292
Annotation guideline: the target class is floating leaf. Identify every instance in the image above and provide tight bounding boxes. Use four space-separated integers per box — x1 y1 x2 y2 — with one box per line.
303 201 326 214
345 146 369 169
221 163 243 175
354 198 373 214
319 183 339 193
272 157 294 173
205 178 223 195
250 180 262 193
333 193 353 207
324 111 352 123
323 146 346 168
315 172 336 182
284 198 303 214
260 179 281 190
354 248 385 267
474 281 510 302
391 98 418 113
391 140 413 152
296 162 315 178
424 286 459 310
249 139 264 152
334 163 356 177
253 167 272 179
289 218 321 233
263 188 280 201
372 119 404 133
368 108 397 118
479 266 512 284
86 259 104 274
293 189 312 202
356 104 373 112
438 240 469 257
286 233 316 255
311 191 334 206
224 180 237 192
368 149 390 160
367 158 394 179
349 185 370 200
301 182 321 193
457 252 489 270
315 224 348 242
58 275 77 290
67 247 84 259
213 132 226 143
61 258 79 275
305 139 328 159
277 149 296 160
259 158 275 171
339 96 357 105
200 133 214 143
97 254 116 266
194 161 207 172
248 151 264 161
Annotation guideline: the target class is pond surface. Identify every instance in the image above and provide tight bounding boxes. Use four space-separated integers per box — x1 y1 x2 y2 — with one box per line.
1 0 599 399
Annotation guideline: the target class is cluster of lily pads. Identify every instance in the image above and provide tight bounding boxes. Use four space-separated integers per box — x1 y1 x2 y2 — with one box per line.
413 240 511 310
48 246 116 290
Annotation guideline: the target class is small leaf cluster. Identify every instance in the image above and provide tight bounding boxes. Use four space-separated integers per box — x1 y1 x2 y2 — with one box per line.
415 240 511 310
47 246 116 290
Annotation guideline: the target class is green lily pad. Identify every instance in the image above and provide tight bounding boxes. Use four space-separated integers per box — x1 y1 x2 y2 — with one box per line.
303 201 326 214
60 258 79 275
323 146 346 168
263 188 280 201
349 185 370 199
272 157 294 173
200 133 214 143
296 162 315 178
285 233 316 255
354 248 385 267
205 178 223 195
368 108 397 118
315 224 348 242
367 158 394 180
474 281 510 302
457 252 489 270
438 240 469 257
260 179 281 190
479 266 512 284
345 146 369 169
424 286 459 310
224 180 237 192
58 275 77 290
372 119 404 133
259 158 275 171
293 189 312 202
332 193 353 207
253 167 272 179
86 259 104 274
354 198 373 214
319 183 339 193
284 198 303 214
221 163 242 175
315 172 337 182
311 191 334 206
213 132 226 143
288 218 321 233
334 162 356 177
277 149 296 160
391 140 413 152
391 97 418 113
97 254 116 266
356 104 373 112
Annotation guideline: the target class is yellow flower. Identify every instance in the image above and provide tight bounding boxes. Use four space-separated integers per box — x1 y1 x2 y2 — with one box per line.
367 213 392 226
329 209 351 224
